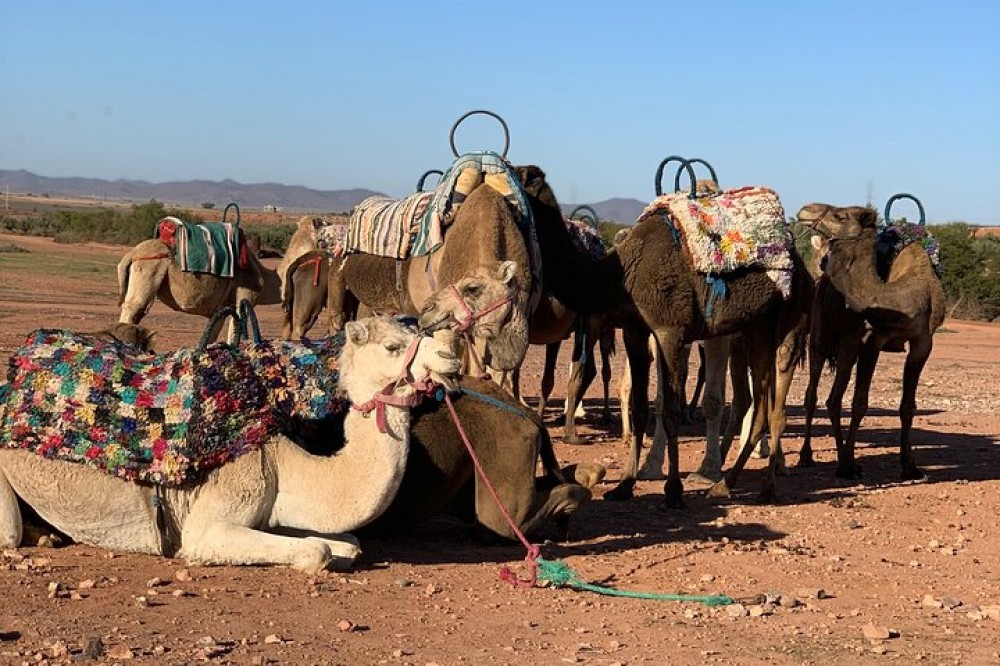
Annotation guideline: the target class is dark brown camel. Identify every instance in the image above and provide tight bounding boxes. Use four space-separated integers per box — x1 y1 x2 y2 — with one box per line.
512 165 812 507
797 204 945 480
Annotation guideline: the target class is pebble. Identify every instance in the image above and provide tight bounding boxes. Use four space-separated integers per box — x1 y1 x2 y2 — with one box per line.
337 620 356 632
726 603 748 618
175 568 192 582
922 595 943 609
862 622 891 641
263 634 284 644
796 588 827 600
107 644 135 660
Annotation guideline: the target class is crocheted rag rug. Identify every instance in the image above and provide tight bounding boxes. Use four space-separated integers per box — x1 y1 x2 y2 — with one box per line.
565 218 607 259
155 216 246 278
876 221 943 279
0 329 278 485
639 186 794 298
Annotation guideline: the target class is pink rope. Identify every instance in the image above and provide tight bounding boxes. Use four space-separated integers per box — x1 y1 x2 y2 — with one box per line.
351 337 438 433
443 393 540 588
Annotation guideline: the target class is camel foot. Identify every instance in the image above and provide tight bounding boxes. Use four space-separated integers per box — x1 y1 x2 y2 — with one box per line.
566 462 606 489
706 480 731 499
603 480 635 502
835 463 863 480
774 453 790 477
637 458 665 481
662 478 685 510
562 434 588 445
687 464 724 485
752 442 771 459
901 466 927 482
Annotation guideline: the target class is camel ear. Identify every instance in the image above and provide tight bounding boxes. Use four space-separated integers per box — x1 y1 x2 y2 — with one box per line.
497 260 518 285
860 209 879 228
810 235 823 251
345 321 369 346
311 217 326 230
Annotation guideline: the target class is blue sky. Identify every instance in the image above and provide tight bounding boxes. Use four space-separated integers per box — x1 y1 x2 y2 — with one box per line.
2 1 998 223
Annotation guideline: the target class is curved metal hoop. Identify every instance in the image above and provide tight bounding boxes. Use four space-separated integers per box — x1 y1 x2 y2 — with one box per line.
449 109 510 159
238 299 262 345
221 202 241 226
673 157 719 194
569 204 599 228
415 169 444 192
198 305 240 350
654 156 697 198
884 193 926 226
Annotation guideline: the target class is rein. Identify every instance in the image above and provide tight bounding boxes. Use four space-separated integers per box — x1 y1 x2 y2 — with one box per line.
350 336 439 434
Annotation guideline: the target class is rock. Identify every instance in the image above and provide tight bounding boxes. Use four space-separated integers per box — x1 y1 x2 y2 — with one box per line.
749 605 769 617
863 622 891 641
49 640 69 658
82 636 105 659
263 634 284 644
135 596 149 608
78 579 96 590
982 605 1000 621
394 579 414 588
107 644 134 660
424 583 440 597
796 588 827 600
337 620 356 632
921 595 943 609
726 603 748 618
175 569 192 582
146 577 163 588
941 597 962 610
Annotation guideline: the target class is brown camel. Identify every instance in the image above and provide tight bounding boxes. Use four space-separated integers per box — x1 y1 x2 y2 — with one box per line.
797 204 945 479
281 250 358 339
341 183 533 374
117 236 282 344
512 165 813 507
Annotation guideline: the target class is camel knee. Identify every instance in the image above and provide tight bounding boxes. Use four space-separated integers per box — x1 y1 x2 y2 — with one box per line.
563 462 606 489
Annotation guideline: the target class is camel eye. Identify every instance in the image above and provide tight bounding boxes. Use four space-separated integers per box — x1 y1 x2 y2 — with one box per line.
463 284 483 298
384 341 402 354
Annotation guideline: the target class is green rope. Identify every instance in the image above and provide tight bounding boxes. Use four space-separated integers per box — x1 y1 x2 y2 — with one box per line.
536 558 734 606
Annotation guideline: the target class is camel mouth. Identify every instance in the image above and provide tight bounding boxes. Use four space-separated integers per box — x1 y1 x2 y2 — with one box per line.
418 314 454 334
429 371 459 392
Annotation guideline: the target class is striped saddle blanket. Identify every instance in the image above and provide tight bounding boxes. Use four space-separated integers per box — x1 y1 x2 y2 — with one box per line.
639 186 794 298
345 152 535 260
156 217 247 278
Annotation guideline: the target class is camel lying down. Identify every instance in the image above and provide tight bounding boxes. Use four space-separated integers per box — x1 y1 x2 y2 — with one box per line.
0 317 462 572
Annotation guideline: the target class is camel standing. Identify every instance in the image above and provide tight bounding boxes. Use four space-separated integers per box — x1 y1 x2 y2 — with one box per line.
513 165 812 507
117 237 282 344
0 317 460 572
797 204 945 479
281 250 357 339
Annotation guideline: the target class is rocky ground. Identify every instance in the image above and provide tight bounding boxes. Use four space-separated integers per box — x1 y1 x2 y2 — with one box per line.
0 233 998 665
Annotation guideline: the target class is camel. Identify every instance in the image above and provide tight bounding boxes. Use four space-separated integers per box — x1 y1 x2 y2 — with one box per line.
342 183 534 374
0 316 461 572
796 203 945 479
513 164 813 507
282 250 358 339
117 234 282 344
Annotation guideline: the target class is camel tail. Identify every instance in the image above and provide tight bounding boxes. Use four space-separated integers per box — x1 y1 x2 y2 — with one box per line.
116 256 132 307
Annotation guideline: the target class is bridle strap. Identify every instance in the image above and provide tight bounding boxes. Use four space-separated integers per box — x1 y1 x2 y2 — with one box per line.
350 336 438 433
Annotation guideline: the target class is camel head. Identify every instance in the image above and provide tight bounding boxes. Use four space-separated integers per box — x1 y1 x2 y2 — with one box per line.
338 316 461 405
418 260 519 336
513 165 559 211
797 203 879 240
90 323 157 352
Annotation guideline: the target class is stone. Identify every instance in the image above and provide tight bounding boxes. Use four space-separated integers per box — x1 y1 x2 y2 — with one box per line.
862 622 891 641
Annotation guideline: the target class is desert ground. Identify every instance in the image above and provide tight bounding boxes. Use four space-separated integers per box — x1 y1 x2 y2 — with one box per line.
1 232 999 666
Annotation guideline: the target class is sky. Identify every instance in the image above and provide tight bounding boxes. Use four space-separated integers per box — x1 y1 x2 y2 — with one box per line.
2 1 998 224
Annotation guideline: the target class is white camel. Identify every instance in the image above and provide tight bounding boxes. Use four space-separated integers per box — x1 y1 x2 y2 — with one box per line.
0 316 460 573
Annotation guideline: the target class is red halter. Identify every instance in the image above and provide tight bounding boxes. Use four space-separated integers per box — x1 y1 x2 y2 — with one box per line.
350 336 439 434
445 284 514 378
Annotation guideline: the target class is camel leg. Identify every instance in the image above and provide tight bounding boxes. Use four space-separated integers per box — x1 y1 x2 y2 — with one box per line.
118 258 168 326
564 331 599 444
689 336 730 484
721 340 752 463
327 262 351 335
709 324 775 500
618 353 633 443
604 324 651 501
799 334 827 468
538 342 561 419
826 341 861 469
765 328 801 478
649 328 686 509
838 337 881 479
598 323 615 424
0 469 23 548
899 336 932 480
638 334 669 480
688 342 707 420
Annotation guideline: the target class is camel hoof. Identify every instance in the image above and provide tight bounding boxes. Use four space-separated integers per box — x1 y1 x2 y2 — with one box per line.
752 445 770 459
562 434 588 445
603 481 635 502
797 454 816 468
687 469 723 485
706 480 731 499
901 467 927 482
569 463 607 489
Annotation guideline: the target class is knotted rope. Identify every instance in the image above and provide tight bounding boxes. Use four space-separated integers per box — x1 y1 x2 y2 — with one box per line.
442 392 735 605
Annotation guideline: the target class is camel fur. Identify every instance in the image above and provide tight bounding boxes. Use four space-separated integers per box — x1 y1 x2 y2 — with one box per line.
282 250 358 339
117 237 282 344
514 165 812 507
797 204 945 480
0 316 461 572
341 183 533 373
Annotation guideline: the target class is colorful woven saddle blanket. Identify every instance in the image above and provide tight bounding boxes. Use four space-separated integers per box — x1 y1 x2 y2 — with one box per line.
241 334 348 424
155 217 248 278
565 218 607 259
876 221 943 279
0 329 278 485
313 222 348 258
638 186 795 298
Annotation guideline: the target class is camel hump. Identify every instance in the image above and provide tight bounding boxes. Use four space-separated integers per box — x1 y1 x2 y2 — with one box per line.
875 221 943 279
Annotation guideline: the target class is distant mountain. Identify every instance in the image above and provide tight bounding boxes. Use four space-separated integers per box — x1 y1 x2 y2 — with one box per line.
561 198 646 225
0 169 383 214
0 169 648 223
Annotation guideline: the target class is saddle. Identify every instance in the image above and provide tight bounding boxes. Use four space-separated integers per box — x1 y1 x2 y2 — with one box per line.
875 221 943 279
639 185 795 298
155 216 251 277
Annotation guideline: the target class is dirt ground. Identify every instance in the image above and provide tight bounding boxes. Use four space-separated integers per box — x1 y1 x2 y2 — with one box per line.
1 232 998 666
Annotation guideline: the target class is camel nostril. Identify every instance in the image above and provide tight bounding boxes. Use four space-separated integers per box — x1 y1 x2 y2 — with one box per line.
437 350 457 360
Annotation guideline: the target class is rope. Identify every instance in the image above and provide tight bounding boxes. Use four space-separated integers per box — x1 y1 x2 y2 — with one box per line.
457 387 532 420
441 392 735 606
703 275 728 319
